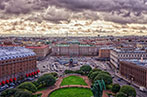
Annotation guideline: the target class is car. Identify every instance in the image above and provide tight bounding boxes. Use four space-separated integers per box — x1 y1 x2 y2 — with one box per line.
0 85 9 90
127 82 131 85
35 75 38 78
0 88 4 92
139 87 147 92
9 83 15 86
26 77 34 81
112 76 115 79
8 86 14 89
117 78 122 81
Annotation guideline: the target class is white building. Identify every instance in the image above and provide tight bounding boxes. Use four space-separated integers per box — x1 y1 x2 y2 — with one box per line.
110 48 147 68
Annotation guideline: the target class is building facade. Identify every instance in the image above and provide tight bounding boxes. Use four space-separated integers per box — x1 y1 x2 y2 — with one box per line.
120 61 147 88
110 48 147 68
98 48 111 60
52 44 98 56
26 45 51 60
0 47 38 84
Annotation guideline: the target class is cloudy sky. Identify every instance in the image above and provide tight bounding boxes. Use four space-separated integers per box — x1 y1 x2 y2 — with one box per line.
0 0 147 36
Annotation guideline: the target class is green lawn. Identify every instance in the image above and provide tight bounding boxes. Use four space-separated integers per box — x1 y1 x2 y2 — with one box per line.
49 88 93 97
60 75 87 86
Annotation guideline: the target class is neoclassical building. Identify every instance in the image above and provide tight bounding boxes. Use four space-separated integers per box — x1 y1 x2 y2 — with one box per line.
0 47 38 84
52 42 98 56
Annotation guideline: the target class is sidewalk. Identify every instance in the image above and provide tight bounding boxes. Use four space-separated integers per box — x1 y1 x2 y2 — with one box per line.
115 73 141 88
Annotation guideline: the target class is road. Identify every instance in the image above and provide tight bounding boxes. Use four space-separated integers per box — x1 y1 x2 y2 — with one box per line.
37 56 147 97
94 60 147 97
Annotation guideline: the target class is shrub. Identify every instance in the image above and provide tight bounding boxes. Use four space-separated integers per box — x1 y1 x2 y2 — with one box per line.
74 70 83 74
116 92 127 97
106 84 113 90
64 70 74 74
111 84 120 93
14 90 32 97
120 85 136 97
0 88 19 97
17 82 37 93
49 72 58 78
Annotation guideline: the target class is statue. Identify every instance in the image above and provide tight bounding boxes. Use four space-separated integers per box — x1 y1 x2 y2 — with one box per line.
91 80 106 97
69 58 73 67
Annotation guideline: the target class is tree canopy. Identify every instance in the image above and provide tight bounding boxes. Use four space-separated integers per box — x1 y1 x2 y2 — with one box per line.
80 65 92 75
111 84 121 93
17 82 37 93
94 73 112 85
120 85 136 97
37 74 56 87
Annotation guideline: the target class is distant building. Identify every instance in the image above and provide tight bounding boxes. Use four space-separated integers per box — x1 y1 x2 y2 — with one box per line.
98 47 112 61
26 45 51 60
110 48 147 68
136 42 147 49
120 60 147 88
0 47 38 84
52 41 98 56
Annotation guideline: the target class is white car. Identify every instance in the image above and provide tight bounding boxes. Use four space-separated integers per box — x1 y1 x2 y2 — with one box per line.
139 87 146 92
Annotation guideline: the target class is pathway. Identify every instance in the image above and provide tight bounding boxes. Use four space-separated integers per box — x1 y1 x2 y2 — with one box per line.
35 75 91 97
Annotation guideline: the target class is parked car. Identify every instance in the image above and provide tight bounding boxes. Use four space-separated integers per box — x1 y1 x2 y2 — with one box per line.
127 82 131 85
139 87 147 92
8 86 15 89
26 77 34 81
9 83 15 86
117 78 122 81
0 84 9 91
35 75 38 78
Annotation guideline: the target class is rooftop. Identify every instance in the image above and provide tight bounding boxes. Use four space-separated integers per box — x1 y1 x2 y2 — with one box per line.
26 45 49 49
113 48 146 53
0 47 36 61
122 59 147 68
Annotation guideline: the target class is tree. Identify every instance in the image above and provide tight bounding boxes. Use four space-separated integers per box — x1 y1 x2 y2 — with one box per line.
0 88 32 97
14 90 32 97
32 81 39 87
94 73 112 85
0 88 19 97
44 72 58 78
74 70 83 74
80 65 92 75
37 74 56 87
17 82 37 93
89 71 100 81
116 92 127 97
111 84 121 93
120 85 136 97
64 70 74 74
49 72 58 78
88 68 102 78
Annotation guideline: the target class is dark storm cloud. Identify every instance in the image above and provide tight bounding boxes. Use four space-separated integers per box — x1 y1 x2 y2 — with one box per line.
0 0 147 23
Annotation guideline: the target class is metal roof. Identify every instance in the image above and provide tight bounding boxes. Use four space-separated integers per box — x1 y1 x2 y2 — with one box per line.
0 47 36 61
122 59 147 68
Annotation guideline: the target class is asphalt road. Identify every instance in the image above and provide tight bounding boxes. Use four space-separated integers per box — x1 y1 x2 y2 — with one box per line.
102 62 147 97
38 56 147 97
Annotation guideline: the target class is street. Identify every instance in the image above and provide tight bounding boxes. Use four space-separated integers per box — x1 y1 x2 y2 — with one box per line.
37 56 147 97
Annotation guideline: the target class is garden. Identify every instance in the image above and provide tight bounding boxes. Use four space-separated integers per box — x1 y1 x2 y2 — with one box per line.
60 75 87 86
49 87 93 97
0 65 137 97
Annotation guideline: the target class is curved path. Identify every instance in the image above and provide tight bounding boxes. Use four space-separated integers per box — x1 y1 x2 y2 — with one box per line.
35 75 91 97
